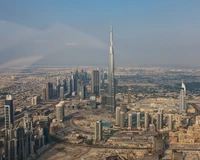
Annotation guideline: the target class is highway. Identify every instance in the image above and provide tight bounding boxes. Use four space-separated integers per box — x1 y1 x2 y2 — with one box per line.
183 103 200 128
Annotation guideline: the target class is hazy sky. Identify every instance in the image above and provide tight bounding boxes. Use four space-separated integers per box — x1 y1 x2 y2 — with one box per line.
1 0 200 68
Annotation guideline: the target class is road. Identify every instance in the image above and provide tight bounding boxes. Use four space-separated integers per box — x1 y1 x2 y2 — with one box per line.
65 113 93 135
183 103 200 128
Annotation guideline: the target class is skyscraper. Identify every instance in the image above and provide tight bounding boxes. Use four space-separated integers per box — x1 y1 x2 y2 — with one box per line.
92 70 100 96
59 86 64 99
180 80 187 114
115 107 121 126
144 112 149 131
94 120 102 143
156 109 163 131
120 111 125 128
4 95 14 129
56 101 65 123
128 88 131 104
128 113 133 129
168 114 173 131
42 87 46 101
4 128 17 160
107 25 116 112
137 112 141 129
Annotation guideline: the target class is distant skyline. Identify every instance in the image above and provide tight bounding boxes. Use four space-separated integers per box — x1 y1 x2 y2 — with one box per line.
1 1 200 69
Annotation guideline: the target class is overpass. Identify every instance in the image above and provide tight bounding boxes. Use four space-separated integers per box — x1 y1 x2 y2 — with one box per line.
183 103 200 128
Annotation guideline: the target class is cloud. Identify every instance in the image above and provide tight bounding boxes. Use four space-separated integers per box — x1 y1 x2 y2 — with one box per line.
64 42 78 46
0 55 44 69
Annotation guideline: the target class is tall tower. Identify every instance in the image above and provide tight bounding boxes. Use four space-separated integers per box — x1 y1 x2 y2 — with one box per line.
115 106 121 126
92 70 100 96
144 112 149 131
128 88 131 104
128 113 133 129
168 114 173 131
137 112 141 129
120 111 125 128
180 80 187 114
108 25 116 112
95 120 102 143
4 95 14 129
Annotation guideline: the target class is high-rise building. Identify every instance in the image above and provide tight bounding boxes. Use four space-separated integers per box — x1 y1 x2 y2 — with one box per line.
128 113 133 129
137 112 141 129
4 128 17 160
16 127 25 160
180 80 187 114
120 111 125 128
159 108 164 130
59 86 64 99
56 101 65 123
156 113 160 131
31 96 38 105
92 70 100 96
56 77 60 87
128 88 131 104
94 120 102 142
90 96 96 108
79 80 86 100
115 107 121 126
156 109 163 131
4 95 14 130
168 114 173 131
107 25 116 112
42 87 46 101
63 79 67 93
46 82 53 100
144 112 149 131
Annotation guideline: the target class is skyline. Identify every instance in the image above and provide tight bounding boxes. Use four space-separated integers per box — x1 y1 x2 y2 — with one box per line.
1 1 200 69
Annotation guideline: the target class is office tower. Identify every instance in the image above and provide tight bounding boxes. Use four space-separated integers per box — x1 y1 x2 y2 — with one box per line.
68 77 72 95
39 116 50 144
56 77 60 86
159 108 164 130
100 69 105 89
31 96 38 105
95 120 102 142
180 80 187 114
151 114 154 124
92 70 100 96
42 87 46 101
144 112 149 131
128 113 133 129
156 113 160 131
79 81 86 99
16 127 25 160
128 88 131 104
56 101 65 123
46 82 50 100
4 128 17 160
34 127 45 150
71 74 75 93
137 112 141 129
90 96 97 108
46 82 53 99
63 79 67 93
120 111 125 128
4 95 14 129
156 109 163 131
59 86 64 99
168 114 173 131
107 25 116 112
115 107 121 126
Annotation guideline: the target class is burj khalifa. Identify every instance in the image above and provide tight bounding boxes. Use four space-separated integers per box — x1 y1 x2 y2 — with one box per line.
107 25 116 112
